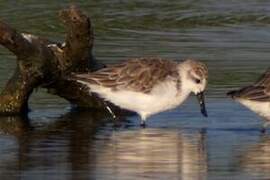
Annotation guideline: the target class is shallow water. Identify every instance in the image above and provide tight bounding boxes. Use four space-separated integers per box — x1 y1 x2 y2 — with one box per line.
0 1 270 179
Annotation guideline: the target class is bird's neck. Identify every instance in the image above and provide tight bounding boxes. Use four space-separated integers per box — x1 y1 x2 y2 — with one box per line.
178 64 193 95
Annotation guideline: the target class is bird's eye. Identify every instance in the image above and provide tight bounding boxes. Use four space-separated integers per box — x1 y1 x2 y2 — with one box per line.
195 79 201 84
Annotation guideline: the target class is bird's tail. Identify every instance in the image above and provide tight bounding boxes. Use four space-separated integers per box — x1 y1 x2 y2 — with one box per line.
68 73 96 88
69 73 82 80
69 73 88 82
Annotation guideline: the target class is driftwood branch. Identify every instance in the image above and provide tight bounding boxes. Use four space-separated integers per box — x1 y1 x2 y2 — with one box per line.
0 5 106 115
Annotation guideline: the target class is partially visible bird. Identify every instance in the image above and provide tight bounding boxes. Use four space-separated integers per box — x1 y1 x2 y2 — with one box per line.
72 57 208 126
228 68 270 131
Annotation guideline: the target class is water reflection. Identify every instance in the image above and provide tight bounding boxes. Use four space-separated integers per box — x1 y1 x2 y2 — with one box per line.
0 111 108 179
239 134 270 179
93 128 208 180
0 113 208 179
0 116 30 179
0 116 30 136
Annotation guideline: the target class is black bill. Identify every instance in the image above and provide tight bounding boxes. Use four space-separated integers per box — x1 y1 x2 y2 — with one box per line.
196 92 208 117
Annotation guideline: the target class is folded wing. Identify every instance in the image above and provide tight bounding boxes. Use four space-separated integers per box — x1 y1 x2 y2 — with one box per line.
228 68 270 101
72 58 179 94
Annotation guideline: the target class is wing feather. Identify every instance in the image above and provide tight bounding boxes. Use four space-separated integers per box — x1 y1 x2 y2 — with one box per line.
230 69 270 101
255 68 270 86
72 58 179 93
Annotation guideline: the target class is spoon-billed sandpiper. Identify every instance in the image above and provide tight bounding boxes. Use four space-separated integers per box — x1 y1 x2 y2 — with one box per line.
72 57 208 126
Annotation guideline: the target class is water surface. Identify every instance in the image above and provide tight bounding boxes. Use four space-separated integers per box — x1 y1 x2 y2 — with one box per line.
0 1 270 179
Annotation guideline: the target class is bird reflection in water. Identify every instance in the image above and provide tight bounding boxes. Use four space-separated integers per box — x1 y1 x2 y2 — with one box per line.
93 128 208 180
239 134 270 179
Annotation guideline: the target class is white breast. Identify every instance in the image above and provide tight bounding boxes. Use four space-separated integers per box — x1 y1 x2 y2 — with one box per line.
87 79 191 120
238 99 270 120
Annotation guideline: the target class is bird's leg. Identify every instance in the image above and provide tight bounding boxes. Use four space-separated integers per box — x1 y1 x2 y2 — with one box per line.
261 121 270 134
103 101 116 120
140 117 146 128
140 121 146 128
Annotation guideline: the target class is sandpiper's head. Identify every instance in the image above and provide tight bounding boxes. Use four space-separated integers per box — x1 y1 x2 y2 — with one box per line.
180 59 208 117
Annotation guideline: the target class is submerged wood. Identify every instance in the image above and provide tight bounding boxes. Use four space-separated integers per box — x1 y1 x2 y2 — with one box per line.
0 5 106 115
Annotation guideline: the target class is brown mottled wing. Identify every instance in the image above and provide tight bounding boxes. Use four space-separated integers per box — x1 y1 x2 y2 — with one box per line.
234 69 270 101
73 58 179 93
254 68 270 86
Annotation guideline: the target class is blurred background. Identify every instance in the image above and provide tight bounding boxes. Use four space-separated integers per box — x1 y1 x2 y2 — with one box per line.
0 0 270 179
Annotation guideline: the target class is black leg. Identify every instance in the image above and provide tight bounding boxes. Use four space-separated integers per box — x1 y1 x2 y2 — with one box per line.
261 128 266 134
103 101 116 119
261 122 270 134
140 120 146 128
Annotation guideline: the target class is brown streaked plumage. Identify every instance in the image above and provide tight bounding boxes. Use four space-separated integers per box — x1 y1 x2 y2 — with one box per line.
228 69 270 101
187 59 208 80
74 57 180 94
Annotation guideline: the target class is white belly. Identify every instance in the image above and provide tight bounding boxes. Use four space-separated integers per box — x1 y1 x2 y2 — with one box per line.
238 99 270 120
88 80 190 120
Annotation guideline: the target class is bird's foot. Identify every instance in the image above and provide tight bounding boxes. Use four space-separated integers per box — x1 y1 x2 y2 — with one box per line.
200 128 207 134
140 121 146 128
261 127 266 134
261 122 270 134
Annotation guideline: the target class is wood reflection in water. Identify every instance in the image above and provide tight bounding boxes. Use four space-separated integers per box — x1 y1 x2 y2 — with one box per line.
0 111 107 179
